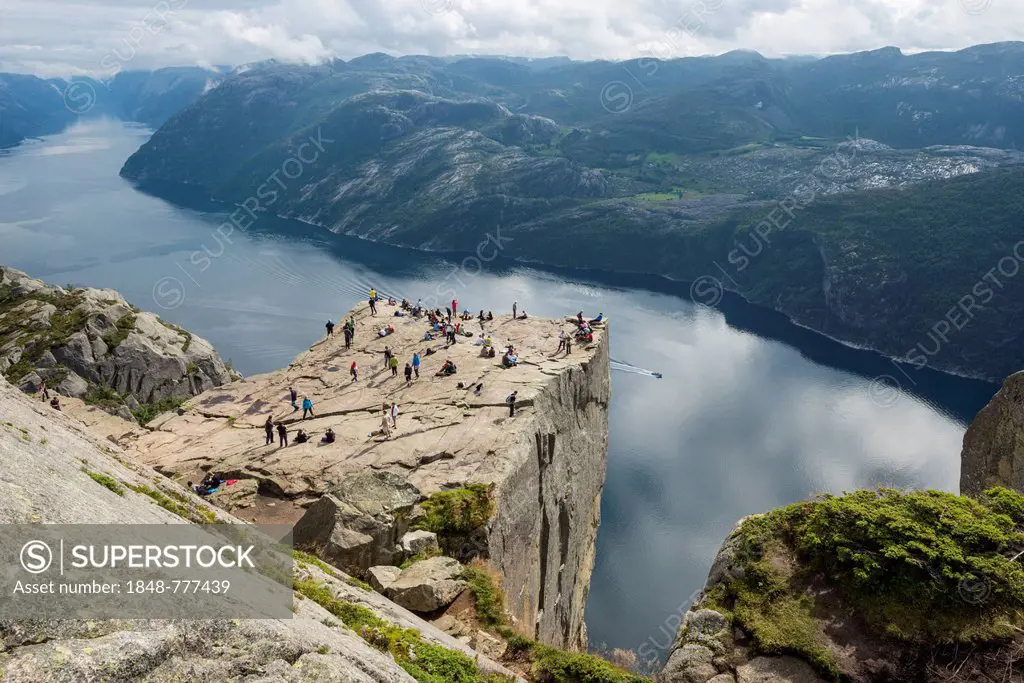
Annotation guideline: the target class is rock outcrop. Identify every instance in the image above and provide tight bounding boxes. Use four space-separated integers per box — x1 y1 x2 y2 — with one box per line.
0 266 234 421
960 370 1024 496
385 556 467 612
0 374 521 682
103 300 610 650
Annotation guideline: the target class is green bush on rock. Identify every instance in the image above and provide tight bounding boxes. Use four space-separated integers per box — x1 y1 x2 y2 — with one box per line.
709 487 1024 680
414 483 496 536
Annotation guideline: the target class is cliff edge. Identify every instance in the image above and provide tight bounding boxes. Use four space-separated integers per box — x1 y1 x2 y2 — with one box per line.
961 370 1024 497
105 300 610 651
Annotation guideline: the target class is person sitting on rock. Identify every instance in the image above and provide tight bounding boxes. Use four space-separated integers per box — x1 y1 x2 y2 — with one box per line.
478 309 486 321
435 359 457 376
486 311 494 320
294 429 310 444
321 428 336 444
49 397 61 411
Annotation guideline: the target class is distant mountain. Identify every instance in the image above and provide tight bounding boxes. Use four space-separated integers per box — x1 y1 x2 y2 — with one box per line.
0 67 221 148
115 43 1024 377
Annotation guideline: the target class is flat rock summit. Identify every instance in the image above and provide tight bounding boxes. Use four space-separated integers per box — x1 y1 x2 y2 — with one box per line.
103 300 611 649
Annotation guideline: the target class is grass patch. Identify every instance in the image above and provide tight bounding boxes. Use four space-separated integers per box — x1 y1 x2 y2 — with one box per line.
126 483 216 523
82 469 125 496
505 637 651 682
462 560 508 629
293 577 511 682
347 577 373 591
413 483 495 536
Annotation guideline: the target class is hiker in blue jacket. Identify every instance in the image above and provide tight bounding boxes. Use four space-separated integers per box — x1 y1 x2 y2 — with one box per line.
302 397 314 420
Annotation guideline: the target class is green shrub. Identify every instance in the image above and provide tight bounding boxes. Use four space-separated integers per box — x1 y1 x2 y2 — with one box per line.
710 487 1024 680
414 483 495 536
132 397 186 425
507 637 651 682
102 314 137 349
83 385 124 410
461 561 508 628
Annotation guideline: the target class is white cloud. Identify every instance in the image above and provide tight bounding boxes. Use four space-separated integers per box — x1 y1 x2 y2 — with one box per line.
0 0 1020 76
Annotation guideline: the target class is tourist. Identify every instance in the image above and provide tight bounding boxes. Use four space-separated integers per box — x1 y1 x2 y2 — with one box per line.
383 345 392 369
451 299 458 319
506 390 517 417
321 428 336 444
565 334 572 355
295 429 310 444
412 352 421 378
577 311 584 326
436 359 457 376
289 386 298 411
369 288 378 316
404 362 413 384
344 327 352 349
390 354 399 377
512 301 517 319
264 416 274 445
557 329 567 354
590 313 604 325
277 421 288 447
49 397 61 411
479 309 485 321
38 380 48 401
301 397 314 420
487 311 493 320
350 361 358 382
390 402 399 427
380 410 393 438
326 319 335 336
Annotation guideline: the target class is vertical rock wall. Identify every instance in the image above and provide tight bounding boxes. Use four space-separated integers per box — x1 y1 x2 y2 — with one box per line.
486 328 610 649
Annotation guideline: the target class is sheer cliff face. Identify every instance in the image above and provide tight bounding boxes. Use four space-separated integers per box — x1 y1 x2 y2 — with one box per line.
487 325 610 649
961 370 1024 496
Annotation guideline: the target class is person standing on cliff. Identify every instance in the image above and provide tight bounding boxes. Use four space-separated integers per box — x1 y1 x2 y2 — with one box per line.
289 386 298 411
451 298 458 319
383 345 393 369
412 352 421 379
506 390 517 418
390 354 399 377
404 362 413 384
369 288 378 316
344 326 352 349
350 361 358 382
276 421 288 447
556 329 567 354
301 397 314 420
512 302 517 319
264 416 274 445
390 402 399 427
325 319 335 337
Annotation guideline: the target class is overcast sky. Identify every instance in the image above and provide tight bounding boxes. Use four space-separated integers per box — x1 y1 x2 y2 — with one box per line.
2 0 1019 77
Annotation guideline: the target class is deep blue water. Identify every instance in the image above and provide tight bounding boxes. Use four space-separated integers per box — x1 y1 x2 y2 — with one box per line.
0 119 998 663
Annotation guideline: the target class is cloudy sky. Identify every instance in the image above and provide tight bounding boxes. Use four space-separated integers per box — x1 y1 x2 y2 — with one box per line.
1 0 1018 77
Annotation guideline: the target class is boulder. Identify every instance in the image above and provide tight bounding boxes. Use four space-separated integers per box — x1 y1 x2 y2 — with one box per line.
400 529 440 556
385 556 467 612
207 478 259 511
736 657 826 683
367 565 402 593
293 471 421 575
659 643 718 683
57 370 89 398
472 630 507 659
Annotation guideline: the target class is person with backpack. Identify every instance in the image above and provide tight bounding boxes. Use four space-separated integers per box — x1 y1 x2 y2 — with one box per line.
326 320 335 336
506 391 517 417
277 422 288 447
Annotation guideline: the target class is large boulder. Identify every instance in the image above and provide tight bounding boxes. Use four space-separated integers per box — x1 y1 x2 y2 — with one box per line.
367 566 403 593
736 657 826 683
385 556 467 613
961 370 1024 495
293 471 421 575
